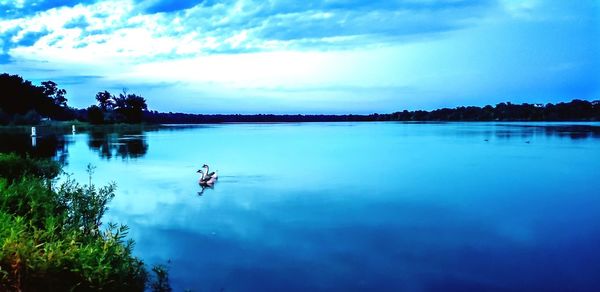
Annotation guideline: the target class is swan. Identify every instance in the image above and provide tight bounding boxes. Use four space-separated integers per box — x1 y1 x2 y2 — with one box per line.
197 170 216 185
202 164 218 180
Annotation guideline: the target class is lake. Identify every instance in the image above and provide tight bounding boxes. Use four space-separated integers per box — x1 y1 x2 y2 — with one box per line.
3 122 600 291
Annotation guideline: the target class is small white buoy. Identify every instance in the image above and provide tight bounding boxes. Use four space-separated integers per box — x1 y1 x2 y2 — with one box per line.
72 124 76 134
31 126 36 137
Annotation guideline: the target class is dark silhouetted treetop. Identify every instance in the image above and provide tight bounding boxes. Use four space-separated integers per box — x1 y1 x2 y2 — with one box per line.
115 90 148 123
0 73 75 123
41 80 68 107
85 88 148 124
95 90 114 110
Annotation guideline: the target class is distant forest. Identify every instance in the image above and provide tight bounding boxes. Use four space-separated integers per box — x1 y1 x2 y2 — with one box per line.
1 72 599 125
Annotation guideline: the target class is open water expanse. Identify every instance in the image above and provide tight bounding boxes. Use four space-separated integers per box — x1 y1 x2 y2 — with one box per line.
2 122 600 291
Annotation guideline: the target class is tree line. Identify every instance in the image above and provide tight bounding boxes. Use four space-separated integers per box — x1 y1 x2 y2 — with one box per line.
144 100 600 123
1 72 599 125
0 74 73 124
0 73 147 125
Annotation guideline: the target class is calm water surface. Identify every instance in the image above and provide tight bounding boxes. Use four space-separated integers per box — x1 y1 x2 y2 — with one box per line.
6 122 600 291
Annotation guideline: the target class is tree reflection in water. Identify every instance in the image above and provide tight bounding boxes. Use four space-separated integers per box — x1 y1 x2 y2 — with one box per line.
0 133 70 164
1 123 599 167
87 129 148 160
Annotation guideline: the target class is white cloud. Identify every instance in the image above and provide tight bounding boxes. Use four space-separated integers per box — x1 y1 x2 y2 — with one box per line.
2 0 497 66
1 0 597 113
500 0 541 19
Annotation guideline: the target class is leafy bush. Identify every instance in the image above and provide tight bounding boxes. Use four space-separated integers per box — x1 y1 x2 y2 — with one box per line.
0 213 148 291
0 155 170 291
0 153 60 182
0 177 60 228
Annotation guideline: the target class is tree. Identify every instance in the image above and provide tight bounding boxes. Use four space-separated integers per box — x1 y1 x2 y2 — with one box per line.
87 105 104 124
112 89 147 123
123 94 148 123
41 80 68 107
0 73 46 116
115 88 128 110
95 90 114 110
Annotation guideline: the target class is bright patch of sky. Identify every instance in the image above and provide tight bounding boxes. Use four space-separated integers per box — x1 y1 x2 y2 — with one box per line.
1 0 598 113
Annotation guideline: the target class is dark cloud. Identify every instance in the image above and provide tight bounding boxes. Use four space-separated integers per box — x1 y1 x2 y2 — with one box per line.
172 0 496 51
64 15 90 29
107 81 181 91
217 0 495 24
16 29 50 47
52 75 103 85
138 0 207 14
0 0 499 57
326 0 493 11
47 36 65 46
255 10 462 42
0 27 20 64
0 0 98 19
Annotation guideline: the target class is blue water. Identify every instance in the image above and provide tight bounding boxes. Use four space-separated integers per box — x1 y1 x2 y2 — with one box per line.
45 122 600 291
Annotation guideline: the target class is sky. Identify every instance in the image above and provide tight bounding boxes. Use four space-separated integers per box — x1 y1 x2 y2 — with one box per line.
0 0 598 114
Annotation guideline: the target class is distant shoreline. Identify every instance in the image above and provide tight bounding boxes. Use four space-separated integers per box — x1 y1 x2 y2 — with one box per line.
2 73 598 126
142 100 600 124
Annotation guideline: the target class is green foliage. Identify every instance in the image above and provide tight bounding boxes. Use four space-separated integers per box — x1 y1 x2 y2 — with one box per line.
151 264 172 292
0 153 61 182
56 177 116 236
0 213 147 291
0 177 59 229
0 155 164 291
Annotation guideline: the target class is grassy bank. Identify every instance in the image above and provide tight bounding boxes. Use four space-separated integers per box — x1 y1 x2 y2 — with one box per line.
0 121 163 135
0 153 169 291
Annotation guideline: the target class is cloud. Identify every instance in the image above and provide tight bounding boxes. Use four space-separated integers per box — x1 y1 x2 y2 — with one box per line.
0 0 98 19
138 0 207 14
1 0 597 113
63 15 90 29
51 74 103 85
168 0 496 52
0 0 498 66
14 29 50 46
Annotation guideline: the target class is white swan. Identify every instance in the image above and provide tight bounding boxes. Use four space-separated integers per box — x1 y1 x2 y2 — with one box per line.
197 170 216 185
202 164 218 180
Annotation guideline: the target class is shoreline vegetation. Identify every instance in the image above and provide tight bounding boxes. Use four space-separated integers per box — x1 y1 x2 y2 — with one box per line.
1 73 599 127
0 153 171 291
0 121 162 134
